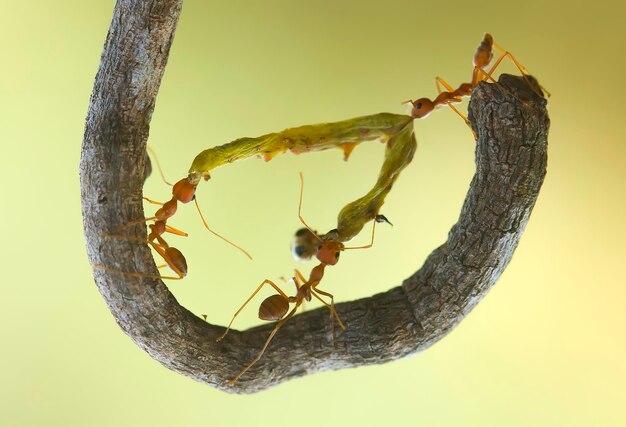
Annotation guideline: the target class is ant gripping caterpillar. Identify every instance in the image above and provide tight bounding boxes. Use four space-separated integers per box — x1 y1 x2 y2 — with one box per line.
219 123 417 384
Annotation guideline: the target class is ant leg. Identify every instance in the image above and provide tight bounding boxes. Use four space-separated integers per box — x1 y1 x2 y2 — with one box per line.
293 269 309 312
310 287 346 349
492 41 530 74
101 232 187 279
484 51 510 81
194 198 253 260
474 63 528 107
148 240 187 278
310 289 336 346
434 76 476 139
102 231 167 249
93 263 183 280
217 279 289 342
435 76 456 94
279 275 300 293
435 76 476 138
472 64 499 87
435 80 444 94
297 172 323 243
143 197 165 206
229 305 300 385
447 101 476 140
164 224 188 237
294 269 307 288
311 286 346 330
146 145 174 186
344 214 377 250
116 216 159 231
95 234 184 280
484 46 550 97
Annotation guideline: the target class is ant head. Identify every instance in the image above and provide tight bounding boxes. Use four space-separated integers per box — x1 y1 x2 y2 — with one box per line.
410 98 435 119
316 240 344 266
172 178 197 204
291 228 318 261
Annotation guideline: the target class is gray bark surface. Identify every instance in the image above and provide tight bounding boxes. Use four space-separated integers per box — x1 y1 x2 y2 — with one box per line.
80 0 549 394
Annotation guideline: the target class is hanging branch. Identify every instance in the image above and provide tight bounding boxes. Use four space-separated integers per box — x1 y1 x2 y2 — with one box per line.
80 0 549 394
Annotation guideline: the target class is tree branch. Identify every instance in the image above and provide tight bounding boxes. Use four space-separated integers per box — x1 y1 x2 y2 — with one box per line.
80 0 549 394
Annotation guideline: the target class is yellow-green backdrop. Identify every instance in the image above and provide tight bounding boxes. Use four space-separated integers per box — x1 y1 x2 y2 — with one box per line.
1 0 624 426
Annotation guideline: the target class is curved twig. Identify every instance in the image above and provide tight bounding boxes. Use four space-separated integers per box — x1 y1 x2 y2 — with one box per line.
80 0 549 394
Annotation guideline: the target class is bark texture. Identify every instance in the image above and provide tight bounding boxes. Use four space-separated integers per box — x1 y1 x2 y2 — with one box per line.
80 0 549 394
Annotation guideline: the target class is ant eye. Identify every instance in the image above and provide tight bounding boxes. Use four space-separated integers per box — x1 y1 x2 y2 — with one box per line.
295 228 308 237
335 252 340 260
416 102 422 109
294 246 308 257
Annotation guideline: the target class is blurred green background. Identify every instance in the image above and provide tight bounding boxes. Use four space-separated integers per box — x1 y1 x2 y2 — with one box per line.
1 0 624 425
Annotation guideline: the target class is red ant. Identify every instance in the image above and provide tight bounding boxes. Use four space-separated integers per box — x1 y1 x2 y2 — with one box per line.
144 170 253 260
406 33 549 138
145 145 252 262
217 173 377 384
96 150 251 281
95 177 196 280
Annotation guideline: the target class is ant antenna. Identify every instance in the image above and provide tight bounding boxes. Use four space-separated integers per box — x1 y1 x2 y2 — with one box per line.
146 145 174 186
194 198 253 260
344 212 378 250
229 305 300 385
298 172 323 243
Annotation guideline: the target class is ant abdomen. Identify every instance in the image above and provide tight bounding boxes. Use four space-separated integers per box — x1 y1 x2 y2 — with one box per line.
164 247 187 277
473 33 494 69
259 294 289 321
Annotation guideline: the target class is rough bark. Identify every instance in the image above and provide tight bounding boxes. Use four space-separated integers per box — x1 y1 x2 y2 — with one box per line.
80 0 549 394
